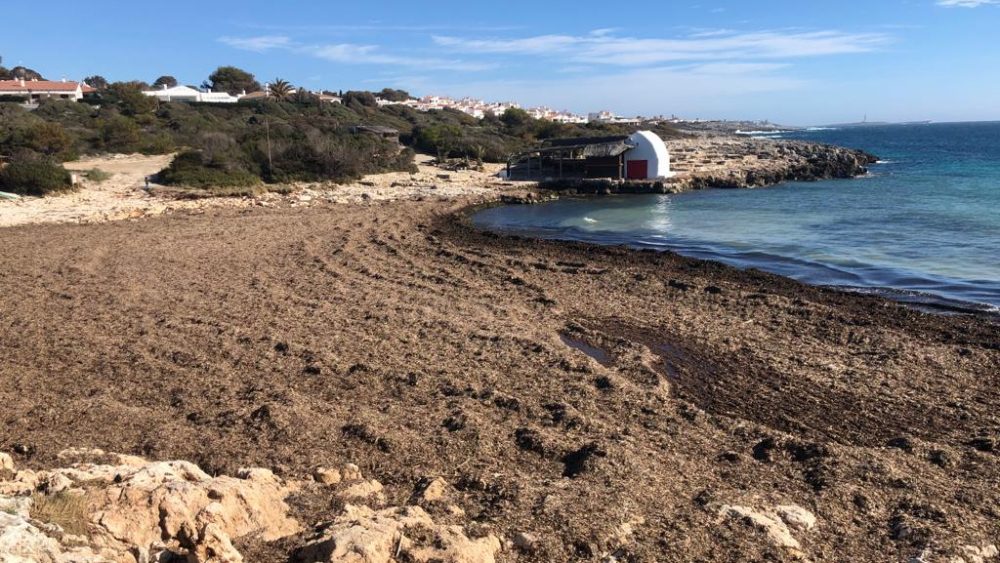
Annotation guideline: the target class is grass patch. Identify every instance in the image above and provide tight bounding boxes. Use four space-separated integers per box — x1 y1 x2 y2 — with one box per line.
29 491 90 536
83 168 112 183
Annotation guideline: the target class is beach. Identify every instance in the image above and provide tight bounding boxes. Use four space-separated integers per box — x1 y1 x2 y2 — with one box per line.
1 159 998 560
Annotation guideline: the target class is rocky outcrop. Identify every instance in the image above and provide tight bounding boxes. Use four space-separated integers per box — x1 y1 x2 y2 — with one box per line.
295 504 501 563
0 448 300 562
718 502 819 560
0 511 71 563
679 141 877 190
536 138 877 196
0 450 502 563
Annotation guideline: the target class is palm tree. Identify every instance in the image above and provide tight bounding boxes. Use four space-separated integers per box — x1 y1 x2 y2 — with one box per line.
268 79 293 101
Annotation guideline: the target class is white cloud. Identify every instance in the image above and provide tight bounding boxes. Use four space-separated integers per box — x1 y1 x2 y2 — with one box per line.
410 62 808 119
937 0 998 6
308 44 495 71
218 35 292 53
433 29 891 66
219 36 494 72
234 23 525 34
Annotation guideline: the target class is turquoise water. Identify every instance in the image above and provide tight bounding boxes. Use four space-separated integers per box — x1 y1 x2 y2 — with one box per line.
473 122 1000 315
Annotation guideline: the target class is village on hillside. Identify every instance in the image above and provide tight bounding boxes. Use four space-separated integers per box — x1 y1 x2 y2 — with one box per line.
0 72 782 130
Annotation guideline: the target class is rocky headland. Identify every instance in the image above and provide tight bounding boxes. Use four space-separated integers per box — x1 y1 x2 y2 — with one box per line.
671 137 879 189
537 138 878 195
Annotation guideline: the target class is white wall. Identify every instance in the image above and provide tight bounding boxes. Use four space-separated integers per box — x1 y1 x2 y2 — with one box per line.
624 131 674 179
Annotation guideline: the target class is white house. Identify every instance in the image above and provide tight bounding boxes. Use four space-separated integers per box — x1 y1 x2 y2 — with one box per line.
143 85 200 102
142 85 240 103
0 78 95 102
624 131 675 180
197 90 241 103
551 112 587 124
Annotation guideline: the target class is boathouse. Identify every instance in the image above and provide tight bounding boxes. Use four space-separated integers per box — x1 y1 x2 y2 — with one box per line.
507 130 674 181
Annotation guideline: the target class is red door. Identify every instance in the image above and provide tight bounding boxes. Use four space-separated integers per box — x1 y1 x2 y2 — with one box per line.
627 160 648 179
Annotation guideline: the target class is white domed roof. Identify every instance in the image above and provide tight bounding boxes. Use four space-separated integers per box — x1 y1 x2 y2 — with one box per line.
625 131 674 179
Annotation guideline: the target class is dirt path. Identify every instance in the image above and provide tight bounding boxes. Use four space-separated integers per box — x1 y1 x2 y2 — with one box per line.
1 154 171 227
0 200 996 561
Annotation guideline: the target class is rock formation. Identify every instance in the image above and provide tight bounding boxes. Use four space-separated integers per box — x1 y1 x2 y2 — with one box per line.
537 138 878 195
0 449 502 563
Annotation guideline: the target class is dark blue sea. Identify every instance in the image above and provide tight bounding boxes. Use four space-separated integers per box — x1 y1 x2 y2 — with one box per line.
473 122 1000 315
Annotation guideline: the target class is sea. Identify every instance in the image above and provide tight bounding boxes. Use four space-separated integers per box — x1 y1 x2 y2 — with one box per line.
473 122 1000 316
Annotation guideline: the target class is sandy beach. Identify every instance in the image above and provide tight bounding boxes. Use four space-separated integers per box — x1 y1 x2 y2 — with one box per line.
0 153 509 228
1 157 998 560
0 136 875 229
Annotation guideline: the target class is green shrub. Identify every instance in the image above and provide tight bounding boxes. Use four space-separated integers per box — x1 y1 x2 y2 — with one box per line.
84 168 112 182
15 121 77 161
342 91 378 108
156 150 260 189
141 132 176 155
105 82 157 116
0 155 74 196
98 115 141 152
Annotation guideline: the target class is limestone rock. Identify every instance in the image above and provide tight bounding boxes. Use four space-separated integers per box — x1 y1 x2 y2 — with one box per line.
341 463 363 482
314 467 342 486
776 505 817 532
296 504 501 563
720 505 802 552
2 454 299 562
0 452 13 472
86 460 300 557
958 545 1000 563
337 479 385 504
0 511 65 563
0 495 31 519
421 477 450 503
180 503 244 563
187 521 242 563
0 469 40 496
40 472 74 494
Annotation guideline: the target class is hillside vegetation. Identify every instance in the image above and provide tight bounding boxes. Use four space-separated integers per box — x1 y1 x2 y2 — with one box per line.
0 66 682 193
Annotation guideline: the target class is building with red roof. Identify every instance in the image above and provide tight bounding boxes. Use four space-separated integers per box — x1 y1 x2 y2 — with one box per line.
0 78 96 102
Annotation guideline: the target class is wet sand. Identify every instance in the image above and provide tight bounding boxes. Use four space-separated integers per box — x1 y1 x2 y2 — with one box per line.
1 197 997 561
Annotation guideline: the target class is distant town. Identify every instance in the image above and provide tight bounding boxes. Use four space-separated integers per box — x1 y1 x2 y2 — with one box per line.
0 74 784 131
140 80 697 126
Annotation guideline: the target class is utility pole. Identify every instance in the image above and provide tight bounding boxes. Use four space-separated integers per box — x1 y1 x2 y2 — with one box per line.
265 118 273 173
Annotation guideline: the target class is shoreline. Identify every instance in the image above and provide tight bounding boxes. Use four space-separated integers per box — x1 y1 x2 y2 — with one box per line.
1 139 998 562
530 137 877 196
0 135 875 229
465 194 1000 321
0 199 996 561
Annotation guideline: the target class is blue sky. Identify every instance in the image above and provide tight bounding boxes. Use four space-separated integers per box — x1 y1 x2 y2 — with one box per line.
2 0 999 125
